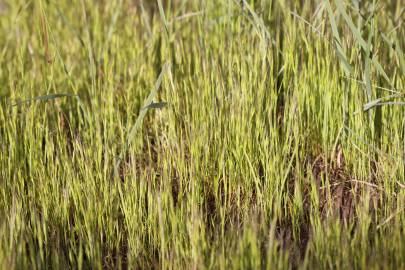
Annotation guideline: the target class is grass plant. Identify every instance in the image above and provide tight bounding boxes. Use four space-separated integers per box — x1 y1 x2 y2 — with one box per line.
0 0 405 269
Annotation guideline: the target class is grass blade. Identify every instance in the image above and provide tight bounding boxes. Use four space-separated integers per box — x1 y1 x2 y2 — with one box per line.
334 0 367 48
325 0 353 75
364 25 373 104
12 93 77 106
141 102 168 111
359 93 405 112
157 0 169 37
114 62 170 178
334 0 393 87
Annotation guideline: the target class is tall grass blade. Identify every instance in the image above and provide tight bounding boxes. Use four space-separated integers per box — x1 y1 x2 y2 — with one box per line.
157 0 169 37
325 0 352 75
334 0 393 87
114 63 170 178
12 93 77 106
334 0 367 48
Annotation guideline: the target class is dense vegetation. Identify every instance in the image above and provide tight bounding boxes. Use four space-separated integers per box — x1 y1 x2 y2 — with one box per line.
1 0 405 269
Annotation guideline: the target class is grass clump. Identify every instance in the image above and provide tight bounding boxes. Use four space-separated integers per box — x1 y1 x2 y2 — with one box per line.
0 0 405 269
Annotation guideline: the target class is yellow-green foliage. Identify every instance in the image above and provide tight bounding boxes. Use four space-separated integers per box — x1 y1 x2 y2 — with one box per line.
0 0 404 269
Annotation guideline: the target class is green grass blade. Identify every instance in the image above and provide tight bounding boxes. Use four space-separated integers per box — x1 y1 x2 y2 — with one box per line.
157 0 169 37
141 102 168 111
334 0 367 48
12 93 77 106
334 0 393 87
324 0 341 44
381 33 405 76
364 26 373 104
360 93 404 112
325 0 353 75
114 62 170 178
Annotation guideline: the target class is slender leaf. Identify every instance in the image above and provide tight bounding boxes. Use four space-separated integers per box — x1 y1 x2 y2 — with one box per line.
325 0 353 75
141 102 168 111
334 0 367 48
12 93 77 106
114 62 170 178
157 0 169 37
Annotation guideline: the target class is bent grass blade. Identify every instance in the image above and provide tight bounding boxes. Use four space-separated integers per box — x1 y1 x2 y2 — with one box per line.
114 62 170 179
12 93 78 106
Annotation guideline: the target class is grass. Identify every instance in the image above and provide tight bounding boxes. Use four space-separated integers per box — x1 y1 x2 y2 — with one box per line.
0 0 405 269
